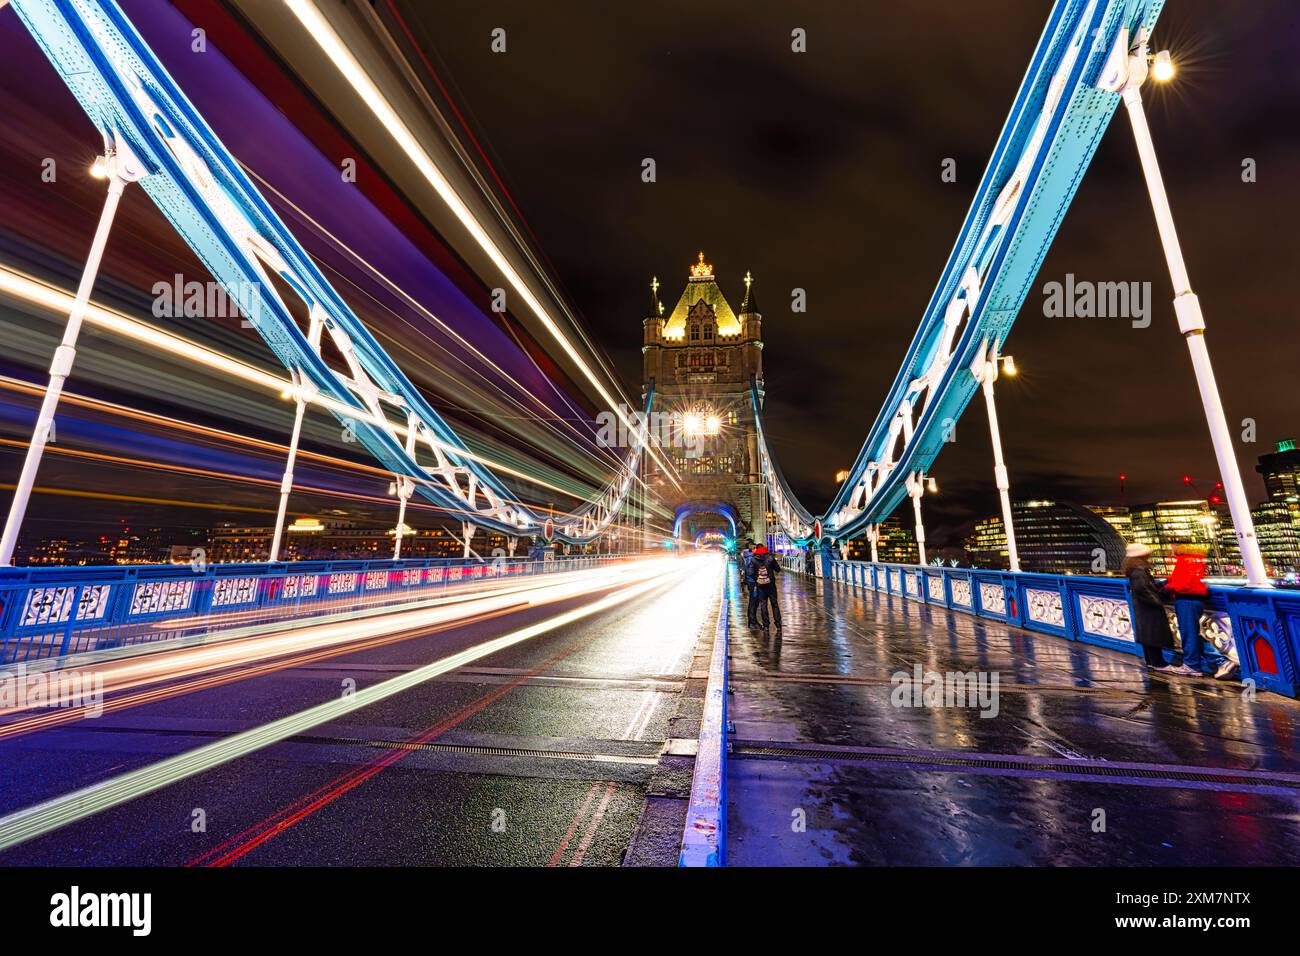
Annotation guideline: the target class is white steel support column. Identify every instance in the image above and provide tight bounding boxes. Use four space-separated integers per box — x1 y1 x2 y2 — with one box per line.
507 536 517 558
906 474 927 567
0 146 144 566
391 414 417 560
1111 43 1268 587
971 344 1020 572
462 521 475 560
268 381 309 563
867 524 880 564
268 306 323 564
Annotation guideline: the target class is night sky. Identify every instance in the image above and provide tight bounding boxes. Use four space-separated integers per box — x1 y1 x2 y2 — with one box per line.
398 0 1300 545
0 1 1297 550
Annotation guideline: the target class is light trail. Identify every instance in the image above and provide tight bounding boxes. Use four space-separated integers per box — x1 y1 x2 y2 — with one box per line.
0 605 520 740
0 265 621 507
0 555 708 852
0 557 681 717
245 167 626 478
285 0 681 489
0 375 676 532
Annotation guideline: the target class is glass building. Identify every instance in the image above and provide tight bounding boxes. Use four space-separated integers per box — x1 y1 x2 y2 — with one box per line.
1127 500 1241 576
1253 501 1300 576
965 500 1126 575
1256 439 1300 511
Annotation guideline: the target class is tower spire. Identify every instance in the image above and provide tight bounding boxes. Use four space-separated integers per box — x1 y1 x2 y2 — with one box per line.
649 275 663 316
740 269 759 314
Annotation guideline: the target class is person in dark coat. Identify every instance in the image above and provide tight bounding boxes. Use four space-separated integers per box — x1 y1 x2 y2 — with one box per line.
1123 544 1176 672
738 540 756 625
746 544 783 630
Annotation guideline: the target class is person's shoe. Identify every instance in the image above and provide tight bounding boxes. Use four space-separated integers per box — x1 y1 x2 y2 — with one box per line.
1166 664 1203 677
1214 660 1241 681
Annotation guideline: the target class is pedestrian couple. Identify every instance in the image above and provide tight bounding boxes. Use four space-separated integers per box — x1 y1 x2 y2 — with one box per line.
1123 543 1238 679
737 539 782 630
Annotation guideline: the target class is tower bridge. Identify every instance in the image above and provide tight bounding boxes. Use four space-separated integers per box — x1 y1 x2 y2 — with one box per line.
0 0 1297 879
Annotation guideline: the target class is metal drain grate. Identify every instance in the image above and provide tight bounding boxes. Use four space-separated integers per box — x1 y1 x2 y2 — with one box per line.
731 743 1300 790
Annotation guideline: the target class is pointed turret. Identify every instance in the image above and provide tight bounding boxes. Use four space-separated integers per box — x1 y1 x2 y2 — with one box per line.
739 270 759 316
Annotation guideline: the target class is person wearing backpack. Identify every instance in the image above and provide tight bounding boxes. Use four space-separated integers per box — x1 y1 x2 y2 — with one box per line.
747 544 783 630
738 540 757 625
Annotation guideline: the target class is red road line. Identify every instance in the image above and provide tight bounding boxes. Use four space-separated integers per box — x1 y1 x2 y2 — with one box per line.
190 581 642 866
546 782 602 867
567 781 617 867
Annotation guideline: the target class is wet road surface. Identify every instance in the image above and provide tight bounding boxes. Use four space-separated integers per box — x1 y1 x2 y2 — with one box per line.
726 569 1300 866
0 556 720 865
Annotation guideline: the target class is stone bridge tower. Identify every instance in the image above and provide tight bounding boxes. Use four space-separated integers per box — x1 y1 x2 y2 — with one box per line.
641 253 767 547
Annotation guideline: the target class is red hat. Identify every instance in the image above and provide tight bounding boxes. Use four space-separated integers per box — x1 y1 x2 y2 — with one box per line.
754 544 769 554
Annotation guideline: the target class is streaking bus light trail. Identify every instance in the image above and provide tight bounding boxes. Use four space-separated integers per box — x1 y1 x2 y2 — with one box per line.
0 555 708 851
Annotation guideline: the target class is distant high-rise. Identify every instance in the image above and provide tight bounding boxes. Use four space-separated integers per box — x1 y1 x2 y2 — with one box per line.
1253 501 1300 576
1257 439 1300 510
1085 504 1132 540
1127 500 1241 576
966 500 1125 575
848 516 916 564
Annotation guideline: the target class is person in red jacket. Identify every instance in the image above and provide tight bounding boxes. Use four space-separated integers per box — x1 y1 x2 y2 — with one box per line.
1163 545 1229 677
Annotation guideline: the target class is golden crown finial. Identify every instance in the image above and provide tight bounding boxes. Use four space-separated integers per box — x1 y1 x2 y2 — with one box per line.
689 251 714 279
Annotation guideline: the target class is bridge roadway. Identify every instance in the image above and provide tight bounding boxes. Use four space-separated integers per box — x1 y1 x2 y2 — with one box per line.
4 554 1299 866
727 569 1300 865
0 556 720 865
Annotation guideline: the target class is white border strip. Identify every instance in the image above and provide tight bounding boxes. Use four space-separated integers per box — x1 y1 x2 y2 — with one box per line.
679 568 729 866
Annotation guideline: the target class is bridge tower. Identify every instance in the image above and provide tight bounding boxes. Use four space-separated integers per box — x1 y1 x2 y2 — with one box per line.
641 253 767 548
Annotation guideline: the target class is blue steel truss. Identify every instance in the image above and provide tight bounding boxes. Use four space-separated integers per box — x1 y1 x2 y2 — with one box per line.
753 0 1165 546
7 0 645 544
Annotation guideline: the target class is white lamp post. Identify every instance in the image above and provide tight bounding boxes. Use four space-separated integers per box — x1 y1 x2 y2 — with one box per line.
970 341 1021 572
0 140 147 566
1099 28 1270 587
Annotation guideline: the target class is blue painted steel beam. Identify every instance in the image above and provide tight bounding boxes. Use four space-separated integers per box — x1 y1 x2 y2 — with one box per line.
7 0 641 544
755 1 1165 545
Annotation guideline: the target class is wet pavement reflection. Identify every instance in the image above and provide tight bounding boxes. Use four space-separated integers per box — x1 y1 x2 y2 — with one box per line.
725 568 1300 866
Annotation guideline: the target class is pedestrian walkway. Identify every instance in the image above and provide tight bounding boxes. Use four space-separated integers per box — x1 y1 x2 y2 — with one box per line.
725 567 1300 865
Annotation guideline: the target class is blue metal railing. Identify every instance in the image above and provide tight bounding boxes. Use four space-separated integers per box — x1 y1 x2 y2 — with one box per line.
822 559 1300 698
0 555 615 665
